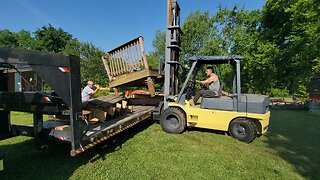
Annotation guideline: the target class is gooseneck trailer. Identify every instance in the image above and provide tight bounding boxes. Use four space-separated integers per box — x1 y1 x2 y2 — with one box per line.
0 47 157 156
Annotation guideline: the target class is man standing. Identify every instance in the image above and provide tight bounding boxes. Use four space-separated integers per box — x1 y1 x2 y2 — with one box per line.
189 67 220 106
81 81 99 102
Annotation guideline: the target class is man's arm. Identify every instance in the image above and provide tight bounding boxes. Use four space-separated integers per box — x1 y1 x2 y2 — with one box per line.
196 75 217 85
91 87 99 95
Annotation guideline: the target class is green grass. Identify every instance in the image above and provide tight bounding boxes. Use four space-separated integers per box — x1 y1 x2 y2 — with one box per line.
0 110 319 179
9 112 49 125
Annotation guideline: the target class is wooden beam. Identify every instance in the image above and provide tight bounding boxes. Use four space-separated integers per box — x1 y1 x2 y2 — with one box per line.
89 108 107 122
114 50 121 75
106 106 116 116
119 47 127 73
168 0 173 26
139 37 149 70
133 42 140 69
124 46 130 72
102 56 112 81
127 44 134 71
109 53 115 77
147 77 155 97
55 125 71 131
108 69 159 88
122 100 127 109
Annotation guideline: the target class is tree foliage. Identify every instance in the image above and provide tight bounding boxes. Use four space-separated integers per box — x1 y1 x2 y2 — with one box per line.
262 0 320 95
149 0 319 96
147 30 166 69
79 42 108 87
34 24 72 53
0 24 108 88
1 0 319 97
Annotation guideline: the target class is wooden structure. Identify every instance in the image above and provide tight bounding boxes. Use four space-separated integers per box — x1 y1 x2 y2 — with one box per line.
102 36 160 96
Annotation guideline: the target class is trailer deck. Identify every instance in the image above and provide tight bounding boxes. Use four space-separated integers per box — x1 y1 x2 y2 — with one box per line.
42 105 154 155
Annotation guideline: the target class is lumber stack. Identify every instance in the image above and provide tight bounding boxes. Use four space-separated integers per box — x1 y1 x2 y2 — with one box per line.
54 94 134 131
85 94 133 123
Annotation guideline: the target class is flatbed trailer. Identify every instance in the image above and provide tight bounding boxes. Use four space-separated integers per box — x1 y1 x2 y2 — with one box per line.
44 105 154 156
0 47 157 156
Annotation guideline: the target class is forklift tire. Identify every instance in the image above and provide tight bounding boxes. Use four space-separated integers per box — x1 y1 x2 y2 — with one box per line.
228 118 257 143
160 107 186 134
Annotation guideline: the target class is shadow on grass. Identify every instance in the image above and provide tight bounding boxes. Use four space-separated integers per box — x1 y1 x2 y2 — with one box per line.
0 119 155 180
187 127 227 135
267 110 320 179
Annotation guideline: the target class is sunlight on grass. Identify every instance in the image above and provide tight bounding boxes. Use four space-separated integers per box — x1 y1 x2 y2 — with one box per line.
1 110 319 179
10 112 50 125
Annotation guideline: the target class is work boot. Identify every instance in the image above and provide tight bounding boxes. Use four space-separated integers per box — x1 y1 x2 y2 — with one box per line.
189 99 195 106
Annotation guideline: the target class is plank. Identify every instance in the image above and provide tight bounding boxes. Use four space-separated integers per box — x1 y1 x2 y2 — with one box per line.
109 53 115 77
102 56 112 81
89 108 107 122
54 125 70 131
139 37 149 69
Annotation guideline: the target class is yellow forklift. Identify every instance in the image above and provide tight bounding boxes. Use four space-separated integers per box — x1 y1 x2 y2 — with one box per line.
154 0 270 143
159 56 270 143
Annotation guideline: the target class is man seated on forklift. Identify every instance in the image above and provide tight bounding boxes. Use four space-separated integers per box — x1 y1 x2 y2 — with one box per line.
189 66 220 106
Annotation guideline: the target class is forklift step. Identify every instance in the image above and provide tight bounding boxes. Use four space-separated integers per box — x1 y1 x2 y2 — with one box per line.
167 45 182 51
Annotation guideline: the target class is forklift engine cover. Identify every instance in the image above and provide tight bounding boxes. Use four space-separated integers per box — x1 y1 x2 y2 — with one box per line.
201 94 270 114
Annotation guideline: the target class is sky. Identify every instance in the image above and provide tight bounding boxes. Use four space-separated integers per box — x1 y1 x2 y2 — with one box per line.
0 0 266 54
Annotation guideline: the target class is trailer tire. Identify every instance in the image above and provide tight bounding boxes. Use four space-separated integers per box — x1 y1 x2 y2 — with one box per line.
160 107 186 134
228 118 257 143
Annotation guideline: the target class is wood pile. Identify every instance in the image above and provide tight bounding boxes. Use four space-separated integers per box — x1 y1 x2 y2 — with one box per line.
85 94 133 123
53 94 134 131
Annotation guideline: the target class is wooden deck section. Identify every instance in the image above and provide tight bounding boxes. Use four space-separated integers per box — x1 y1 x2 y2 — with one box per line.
102 37 162 95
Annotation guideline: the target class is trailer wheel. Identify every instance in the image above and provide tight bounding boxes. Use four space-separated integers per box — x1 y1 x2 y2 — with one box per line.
228 118 257 143
160 107 186 134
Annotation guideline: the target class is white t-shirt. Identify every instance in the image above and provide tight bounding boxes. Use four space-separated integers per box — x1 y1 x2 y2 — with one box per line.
81 85 94 102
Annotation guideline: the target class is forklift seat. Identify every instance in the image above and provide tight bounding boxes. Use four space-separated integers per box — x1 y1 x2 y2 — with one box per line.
202 83 224 98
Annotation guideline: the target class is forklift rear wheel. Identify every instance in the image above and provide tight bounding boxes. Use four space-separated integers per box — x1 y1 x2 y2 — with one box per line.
228 118 257 143
160 107 186 134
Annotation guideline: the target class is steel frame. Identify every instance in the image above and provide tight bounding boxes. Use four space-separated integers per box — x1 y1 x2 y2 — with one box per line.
0 47 83 153
164 0 182 109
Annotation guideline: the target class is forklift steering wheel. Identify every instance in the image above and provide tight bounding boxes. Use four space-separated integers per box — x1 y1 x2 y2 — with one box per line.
185 79 196 99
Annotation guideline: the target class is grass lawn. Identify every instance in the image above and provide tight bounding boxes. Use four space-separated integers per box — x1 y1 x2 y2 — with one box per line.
0 110 319 179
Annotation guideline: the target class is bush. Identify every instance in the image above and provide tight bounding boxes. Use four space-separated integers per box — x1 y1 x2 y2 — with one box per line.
295 85 309 100
93 90 109 98
270 88 290 98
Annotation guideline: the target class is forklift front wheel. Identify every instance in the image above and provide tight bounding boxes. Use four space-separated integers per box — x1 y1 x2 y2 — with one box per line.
228 118 257 143
160 107 186 134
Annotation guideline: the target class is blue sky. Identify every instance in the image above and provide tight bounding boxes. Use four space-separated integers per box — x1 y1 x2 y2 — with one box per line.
0 0 266 54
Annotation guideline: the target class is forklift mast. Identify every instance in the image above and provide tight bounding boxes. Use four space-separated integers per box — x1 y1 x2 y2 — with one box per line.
164 0 182 109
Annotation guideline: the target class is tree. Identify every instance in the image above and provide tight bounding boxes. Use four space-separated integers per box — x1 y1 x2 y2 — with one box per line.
0 29 18 48
181 11 214 58
148 30 166 69
34 24 73 53
79 42 108 87
15 30 36 50
261 0 320 94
